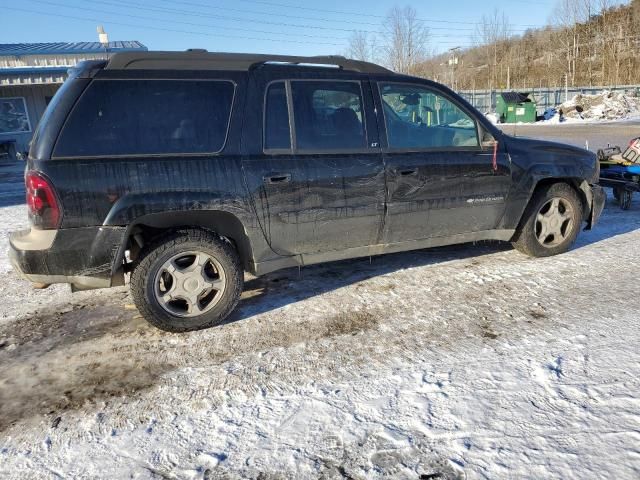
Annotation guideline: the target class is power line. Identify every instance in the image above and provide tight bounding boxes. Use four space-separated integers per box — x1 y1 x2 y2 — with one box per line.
38 0 537 36
7 2 553 53
154 0 384 27
23 0 488 42
24 0 349 40
218 0 552 28
67 0 389 34
3 6 345 46
151 0 480 29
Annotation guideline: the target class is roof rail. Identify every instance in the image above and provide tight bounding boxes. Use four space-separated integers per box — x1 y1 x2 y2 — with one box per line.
104 51 392 74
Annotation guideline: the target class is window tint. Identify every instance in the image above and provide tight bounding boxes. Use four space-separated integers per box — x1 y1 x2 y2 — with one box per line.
54 80 234 157
264 82 291 150
380 83 479 150
291 81 366 151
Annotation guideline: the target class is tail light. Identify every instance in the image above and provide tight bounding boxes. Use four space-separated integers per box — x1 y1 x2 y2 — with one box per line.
26 171 61 229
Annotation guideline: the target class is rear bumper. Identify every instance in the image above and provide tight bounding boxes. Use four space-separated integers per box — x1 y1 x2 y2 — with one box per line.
9 225 127 290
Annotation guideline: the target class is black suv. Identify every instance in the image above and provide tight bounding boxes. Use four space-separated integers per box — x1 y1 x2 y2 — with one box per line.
9 51 605 332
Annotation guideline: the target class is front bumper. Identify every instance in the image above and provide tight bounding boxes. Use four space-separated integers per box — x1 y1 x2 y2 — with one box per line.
9 225 127 290
587 184 606 229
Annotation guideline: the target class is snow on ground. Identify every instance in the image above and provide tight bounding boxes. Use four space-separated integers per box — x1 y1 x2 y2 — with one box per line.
550 90 640 122
1 152 640 478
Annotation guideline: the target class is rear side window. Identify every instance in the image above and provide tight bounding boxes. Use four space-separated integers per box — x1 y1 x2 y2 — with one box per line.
264 82 291 151
291 81 366 151
54 79 234 157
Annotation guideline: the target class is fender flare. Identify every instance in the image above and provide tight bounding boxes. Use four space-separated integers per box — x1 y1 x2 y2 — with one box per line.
104 193 258 275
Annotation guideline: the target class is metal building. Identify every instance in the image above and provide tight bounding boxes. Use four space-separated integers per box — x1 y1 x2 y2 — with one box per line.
0 41 147 158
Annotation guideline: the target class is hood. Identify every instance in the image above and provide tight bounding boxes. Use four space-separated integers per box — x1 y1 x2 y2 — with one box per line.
502 134 599 184
503 135 592 157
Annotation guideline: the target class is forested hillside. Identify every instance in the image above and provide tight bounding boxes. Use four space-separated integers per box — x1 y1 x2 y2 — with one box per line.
420 0 639 89
348 1 639 89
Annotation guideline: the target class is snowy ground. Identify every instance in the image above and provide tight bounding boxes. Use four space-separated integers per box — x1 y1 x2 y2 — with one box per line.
488 89 640 126
1 128 639 478
543 90 640 123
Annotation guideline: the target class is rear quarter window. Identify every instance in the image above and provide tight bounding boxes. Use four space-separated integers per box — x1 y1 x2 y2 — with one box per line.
53 79 235 157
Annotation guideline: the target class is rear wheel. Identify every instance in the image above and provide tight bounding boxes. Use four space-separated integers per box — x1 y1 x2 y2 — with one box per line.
131 229 243 332
512 182 583 257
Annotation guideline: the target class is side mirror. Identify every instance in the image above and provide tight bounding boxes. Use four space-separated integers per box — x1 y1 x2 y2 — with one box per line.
481 129 498 149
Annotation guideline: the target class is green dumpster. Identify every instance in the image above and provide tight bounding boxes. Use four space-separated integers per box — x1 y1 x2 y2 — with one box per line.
496 92 537 123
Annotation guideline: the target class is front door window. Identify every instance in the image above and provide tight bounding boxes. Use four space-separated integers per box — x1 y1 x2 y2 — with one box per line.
379 83 479 150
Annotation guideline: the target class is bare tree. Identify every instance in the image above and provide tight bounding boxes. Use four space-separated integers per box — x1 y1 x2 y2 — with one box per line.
474 9 511 89
346 31 376 62
357 1 638 90
550 0 596 85
381 6 430 74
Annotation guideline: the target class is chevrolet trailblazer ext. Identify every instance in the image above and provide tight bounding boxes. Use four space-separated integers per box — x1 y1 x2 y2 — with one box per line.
9 51 605 332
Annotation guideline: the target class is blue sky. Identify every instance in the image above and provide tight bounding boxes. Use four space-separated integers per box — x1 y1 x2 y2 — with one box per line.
2 0 559 56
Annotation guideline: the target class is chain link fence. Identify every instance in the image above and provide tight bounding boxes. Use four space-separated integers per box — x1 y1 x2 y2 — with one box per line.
459 85 640 114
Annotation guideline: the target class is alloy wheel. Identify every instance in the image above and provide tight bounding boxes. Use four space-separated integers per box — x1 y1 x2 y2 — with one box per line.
535 197 575 248
153 251 226 317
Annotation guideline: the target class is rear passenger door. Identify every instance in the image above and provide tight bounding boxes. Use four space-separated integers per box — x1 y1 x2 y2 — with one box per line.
242 72 385 256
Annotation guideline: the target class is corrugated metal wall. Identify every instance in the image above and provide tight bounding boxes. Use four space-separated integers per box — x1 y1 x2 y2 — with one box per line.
0 84 60 152
0 52 111 68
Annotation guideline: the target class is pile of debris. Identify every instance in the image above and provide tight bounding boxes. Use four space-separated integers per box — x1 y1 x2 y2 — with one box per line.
544 90 640 122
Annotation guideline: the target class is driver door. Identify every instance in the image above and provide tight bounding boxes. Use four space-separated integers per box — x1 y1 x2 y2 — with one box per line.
374 81 511 243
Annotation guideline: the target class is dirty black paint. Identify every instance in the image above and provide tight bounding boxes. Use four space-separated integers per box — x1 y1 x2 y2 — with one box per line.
9 58 604 287
10 226 126 280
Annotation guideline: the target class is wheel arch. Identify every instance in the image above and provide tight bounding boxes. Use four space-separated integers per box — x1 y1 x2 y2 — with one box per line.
115 210 256 275
535 177 593 218
516 177 591 230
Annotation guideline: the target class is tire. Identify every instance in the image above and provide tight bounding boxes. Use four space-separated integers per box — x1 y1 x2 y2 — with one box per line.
619 190 633 210
512 182 583 258
613 187 622 202
130 228 243 332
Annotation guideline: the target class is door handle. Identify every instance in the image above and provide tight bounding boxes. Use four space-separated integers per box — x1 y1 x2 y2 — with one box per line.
264 173 291 184
396 168 418 177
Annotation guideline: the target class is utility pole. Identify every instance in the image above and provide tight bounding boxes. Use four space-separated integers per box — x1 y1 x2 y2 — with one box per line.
448 46 460 90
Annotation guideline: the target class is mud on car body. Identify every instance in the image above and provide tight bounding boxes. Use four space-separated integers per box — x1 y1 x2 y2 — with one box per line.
9 51 606 332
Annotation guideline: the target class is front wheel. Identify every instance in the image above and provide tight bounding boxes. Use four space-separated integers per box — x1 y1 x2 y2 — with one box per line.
131 229 243 332
512 183 583 257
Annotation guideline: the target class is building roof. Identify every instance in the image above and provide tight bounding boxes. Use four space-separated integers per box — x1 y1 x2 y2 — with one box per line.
0 41 147 56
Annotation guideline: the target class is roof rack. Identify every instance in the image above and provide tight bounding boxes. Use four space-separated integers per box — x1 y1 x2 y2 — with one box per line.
104 50 392 74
